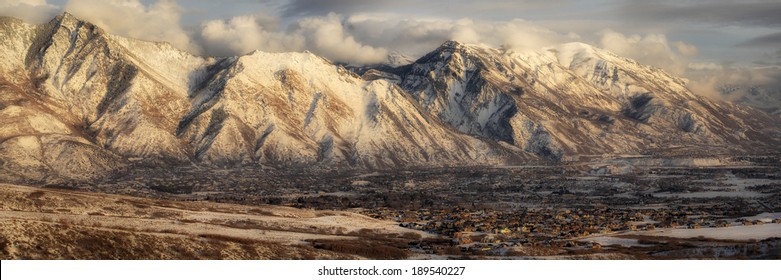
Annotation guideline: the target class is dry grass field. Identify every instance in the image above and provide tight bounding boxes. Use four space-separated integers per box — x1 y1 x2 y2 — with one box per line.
0 184 427 259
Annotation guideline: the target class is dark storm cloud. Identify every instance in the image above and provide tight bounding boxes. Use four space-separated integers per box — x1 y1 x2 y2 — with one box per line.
751 49 781 66
620 1 781 27
739 32 781 47
280 0 565 19
281 0 395 17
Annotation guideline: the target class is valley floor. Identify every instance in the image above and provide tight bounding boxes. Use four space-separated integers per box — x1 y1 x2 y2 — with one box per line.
2 156 781 259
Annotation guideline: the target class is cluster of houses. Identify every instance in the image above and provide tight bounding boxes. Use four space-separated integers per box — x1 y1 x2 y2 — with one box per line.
363 205 781 252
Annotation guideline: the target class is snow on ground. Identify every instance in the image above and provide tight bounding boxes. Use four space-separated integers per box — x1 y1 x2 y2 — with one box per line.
654 191 767 198
0 184 427 246
722 172 776 191
639 224 781 241
581 236 651 247
742 212 781 223
655 171 778 198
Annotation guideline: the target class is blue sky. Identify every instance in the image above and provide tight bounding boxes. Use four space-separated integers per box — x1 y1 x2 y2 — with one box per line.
2 0 780 100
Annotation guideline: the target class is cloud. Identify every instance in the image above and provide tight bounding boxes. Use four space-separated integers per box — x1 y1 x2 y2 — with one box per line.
688 62 722 71
64 0 200 54
674 41 698 56
619 1 781 28
281 0 574 21
293 13 388 64
344 15 570 59
686 65 781 108
200 14 305 57
751 48 781 66
198 12 388 64
739 32 781 48
597 29 690 75
282 0 392 17
196 12 570 65
0 0 60 23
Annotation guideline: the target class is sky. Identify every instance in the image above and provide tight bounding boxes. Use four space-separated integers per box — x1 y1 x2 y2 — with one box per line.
1 0 780 104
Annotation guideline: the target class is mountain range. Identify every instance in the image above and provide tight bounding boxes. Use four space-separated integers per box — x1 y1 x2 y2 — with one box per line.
1 13 779 184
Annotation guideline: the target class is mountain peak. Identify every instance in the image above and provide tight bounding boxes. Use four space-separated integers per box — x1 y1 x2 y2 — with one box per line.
549 42 599 68
441 40 464 48
386 51 414 67
53 11 82 26
556 41 595 50
414 40 489 66
58 11 76 19
438 40 486 52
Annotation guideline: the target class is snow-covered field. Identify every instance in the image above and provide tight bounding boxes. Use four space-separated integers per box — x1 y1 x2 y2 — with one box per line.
654 191 767 198
743 212 781 223
639 224 781 241
655 172 777 198
581 236 651 247
0 183 426 248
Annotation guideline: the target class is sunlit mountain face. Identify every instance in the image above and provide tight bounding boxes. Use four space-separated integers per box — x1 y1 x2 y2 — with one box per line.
1 13 779 183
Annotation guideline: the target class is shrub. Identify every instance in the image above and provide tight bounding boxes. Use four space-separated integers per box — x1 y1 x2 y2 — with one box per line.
0 235 8 255
311 239 409 259
198 234 257 245
26 191 45 200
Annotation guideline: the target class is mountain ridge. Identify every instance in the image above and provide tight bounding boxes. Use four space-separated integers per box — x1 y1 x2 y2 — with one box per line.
0 13 526 184
0 13 779 184
363 39 780 160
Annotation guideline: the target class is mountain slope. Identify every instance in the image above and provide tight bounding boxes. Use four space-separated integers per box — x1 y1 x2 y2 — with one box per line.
376 41 780 160
0 14 521 183
717 85 781 116
0 16 126 183
552 42 780 151
1 13 779 184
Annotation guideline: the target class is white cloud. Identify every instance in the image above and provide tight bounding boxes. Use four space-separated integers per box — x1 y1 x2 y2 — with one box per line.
64 0 200 54
0 0 60 23
199 12 388 64
688 62 722 71
597 29 689 75
196 12 574 65
686 65 781 103
200 15 305 57
344 15 570 59
450 18 481 44
674 41 699 56
293 13 388 64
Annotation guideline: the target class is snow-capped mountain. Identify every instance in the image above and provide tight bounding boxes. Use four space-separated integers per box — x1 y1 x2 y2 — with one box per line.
376 41 781 160
0 13 521 183
0 13 779 183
